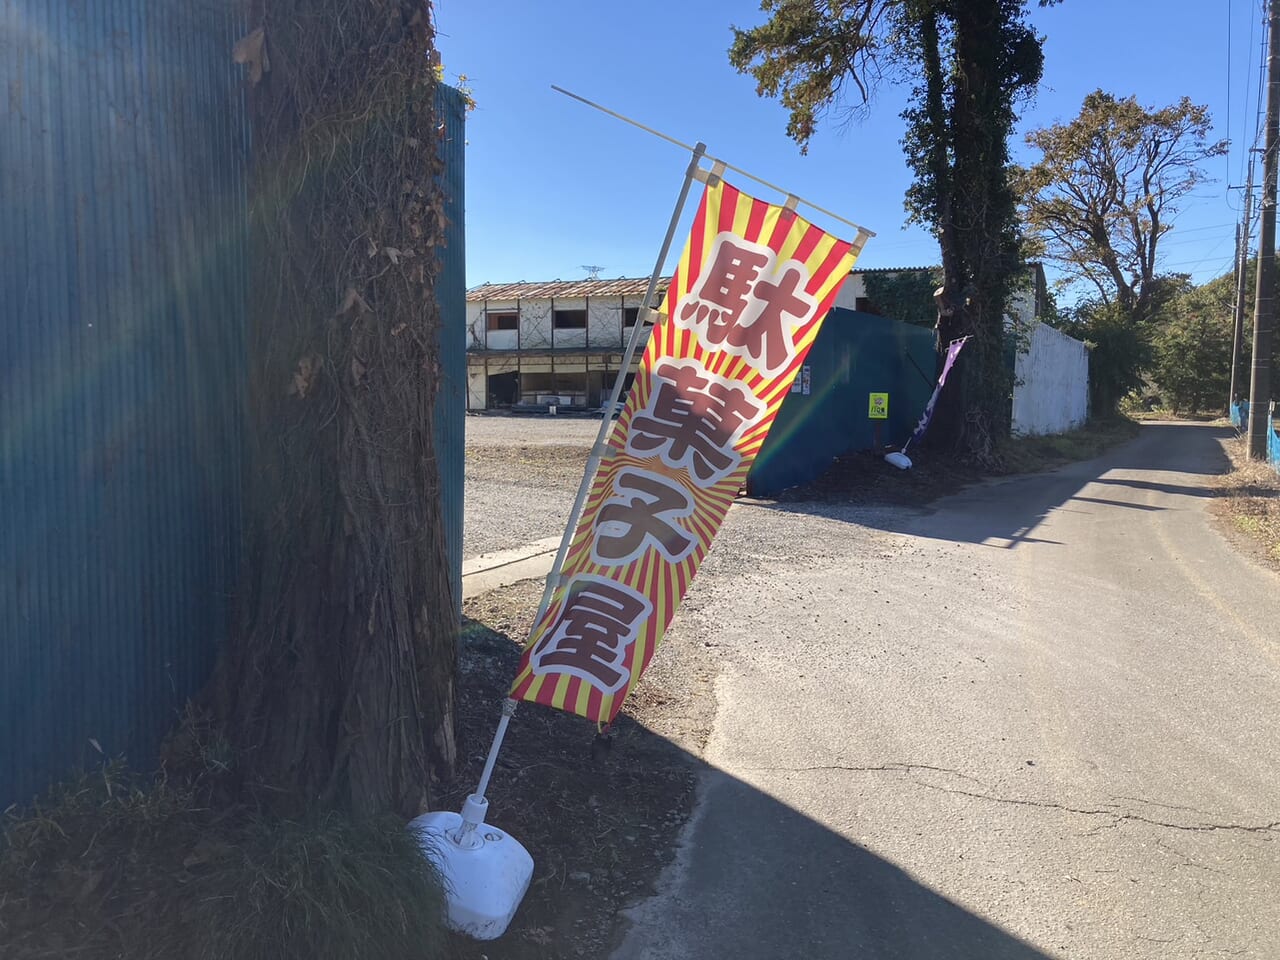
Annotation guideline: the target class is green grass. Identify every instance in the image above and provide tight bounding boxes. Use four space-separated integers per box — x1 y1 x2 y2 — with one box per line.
997 416 1141 475
0 762 452 960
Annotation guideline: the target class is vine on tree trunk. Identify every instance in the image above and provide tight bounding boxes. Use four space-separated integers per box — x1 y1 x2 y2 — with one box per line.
208 0 457 818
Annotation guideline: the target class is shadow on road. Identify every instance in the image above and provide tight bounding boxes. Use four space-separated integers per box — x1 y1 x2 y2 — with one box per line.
746 423 1233 551
614 751 1055 960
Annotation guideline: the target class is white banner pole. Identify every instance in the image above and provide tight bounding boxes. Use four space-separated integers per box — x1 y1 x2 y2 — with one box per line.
551 85 876 240
466 142 708 813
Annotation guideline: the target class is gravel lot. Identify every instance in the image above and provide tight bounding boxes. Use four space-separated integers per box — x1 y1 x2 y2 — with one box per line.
463 414 608 558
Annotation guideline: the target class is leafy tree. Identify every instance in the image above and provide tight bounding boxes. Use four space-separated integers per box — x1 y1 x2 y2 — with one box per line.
730 0 1049 462
1019 91 1228 322
1147 261 1280 413
1152 296 1232 415
862 268 943 325
1055 299 1153 414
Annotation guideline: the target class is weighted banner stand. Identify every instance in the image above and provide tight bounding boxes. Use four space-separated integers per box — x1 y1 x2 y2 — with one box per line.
413 87 874 941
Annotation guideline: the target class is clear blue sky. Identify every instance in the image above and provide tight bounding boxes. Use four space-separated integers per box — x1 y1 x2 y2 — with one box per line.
436 0 1263 302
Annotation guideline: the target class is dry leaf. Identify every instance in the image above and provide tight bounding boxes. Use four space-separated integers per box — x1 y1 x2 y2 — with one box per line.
391 323 408 337
351 356 367 386
385 247 403 265
289 354 323 399
366 236 378 259
335 287 370 317
232 27 269 86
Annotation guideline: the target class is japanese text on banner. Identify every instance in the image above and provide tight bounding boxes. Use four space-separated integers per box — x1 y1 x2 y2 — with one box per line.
511 179 863 723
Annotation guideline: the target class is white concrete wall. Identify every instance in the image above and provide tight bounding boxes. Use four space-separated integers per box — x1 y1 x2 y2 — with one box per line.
1012 322 1089 437
588 296 622 349
465 302 486 350
466 365 486 410
467 298 519 350
520 299 552 349
832 273 868 310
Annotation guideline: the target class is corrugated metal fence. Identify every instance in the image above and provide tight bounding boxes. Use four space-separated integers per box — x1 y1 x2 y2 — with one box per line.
1230 401 1280 473
0 3 466 808
1 1 249 808
1011 322 1090 437
436 86 466 617
748 309 936 496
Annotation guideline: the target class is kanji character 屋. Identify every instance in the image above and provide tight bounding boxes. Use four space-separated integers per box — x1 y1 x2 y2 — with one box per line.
593 468 697 564
628 361 764 483
531 576 652 693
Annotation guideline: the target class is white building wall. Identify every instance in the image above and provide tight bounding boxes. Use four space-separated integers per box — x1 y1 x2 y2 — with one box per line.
477 298 518 350
588 296 623 349
832 273 868 310
520 299 552 349
466 302 486 350
550 297 588 349
1012 322 1090 437
466 365 486 410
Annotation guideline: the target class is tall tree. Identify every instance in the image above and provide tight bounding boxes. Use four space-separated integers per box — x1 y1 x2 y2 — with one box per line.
730 0 1047 461
209 0 458 817
1019 91 1228 322
1151 276 1235 414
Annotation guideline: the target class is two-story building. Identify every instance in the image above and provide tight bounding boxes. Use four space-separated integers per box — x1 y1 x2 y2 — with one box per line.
465 277 666 411
464 265 1051 412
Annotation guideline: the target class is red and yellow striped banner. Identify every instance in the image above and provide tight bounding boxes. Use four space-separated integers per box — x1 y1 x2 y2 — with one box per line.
510 179 863 723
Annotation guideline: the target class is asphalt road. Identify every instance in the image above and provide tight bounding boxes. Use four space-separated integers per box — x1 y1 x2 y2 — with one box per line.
613 423 1280 960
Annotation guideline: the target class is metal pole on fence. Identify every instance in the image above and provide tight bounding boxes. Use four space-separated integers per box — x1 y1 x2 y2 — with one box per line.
1250 0 1280 459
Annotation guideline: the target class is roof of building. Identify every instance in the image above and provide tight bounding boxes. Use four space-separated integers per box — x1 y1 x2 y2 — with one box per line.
465 264 981 302
466 277 670 302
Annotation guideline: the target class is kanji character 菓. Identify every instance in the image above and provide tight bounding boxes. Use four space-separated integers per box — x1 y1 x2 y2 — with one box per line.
627 359 764 484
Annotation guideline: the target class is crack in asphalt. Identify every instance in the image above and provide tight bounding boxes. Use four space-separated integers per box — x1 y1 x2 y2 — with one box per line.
763 762 1279 836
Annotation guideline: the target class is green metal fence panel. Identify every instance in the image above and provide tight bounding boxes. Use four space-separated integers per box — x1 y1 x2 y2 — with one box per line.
748 309 937 496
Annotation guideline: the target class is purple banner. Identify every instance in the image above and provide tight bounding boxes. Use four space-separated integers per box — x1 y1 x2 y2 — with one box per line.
904 337 968 453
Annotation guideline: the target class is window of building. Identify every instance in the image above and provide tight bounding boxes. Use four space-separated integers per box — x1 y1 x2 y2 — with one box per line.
623 307 641 327
486 311 518 331
553 309 587 330
854 297 881 315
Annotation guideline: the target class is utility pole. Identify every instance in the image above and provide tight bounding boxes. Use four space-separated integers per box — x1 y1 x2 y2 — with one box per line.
1231 221 1244 411
1249 0 1280 459
1230 155 1254 411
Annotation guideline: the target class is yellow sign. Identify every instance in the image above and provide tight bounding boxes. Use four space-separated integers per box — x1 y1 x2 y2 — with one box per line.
868 392 889 419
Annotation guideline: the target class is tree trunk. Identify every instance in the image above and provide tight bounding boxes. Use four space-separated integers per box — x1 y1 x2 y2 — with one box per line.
207 0 457 818
927 0 1021 463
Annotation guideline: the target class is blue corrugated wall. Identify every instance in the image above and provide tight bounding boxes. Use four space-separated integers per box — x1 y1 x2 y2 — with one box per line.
748 309 937 496
0 1 468 806
1231 401 1280 473
0 1 249 806
436 86 466 617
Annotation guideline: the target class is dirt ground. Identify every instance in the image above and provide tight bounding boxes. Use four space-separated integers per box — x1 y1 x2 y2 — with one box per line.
1212 435 1280 569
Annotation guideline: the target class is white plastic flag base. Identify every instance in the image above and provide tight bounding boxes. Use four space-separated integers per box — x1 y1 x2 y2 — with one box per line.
884 450 913 470
410 795 534 941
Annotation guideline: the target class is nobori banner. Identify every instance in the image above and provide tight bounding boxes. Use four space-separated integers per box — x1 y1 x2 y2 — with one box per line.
510 179 863 723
